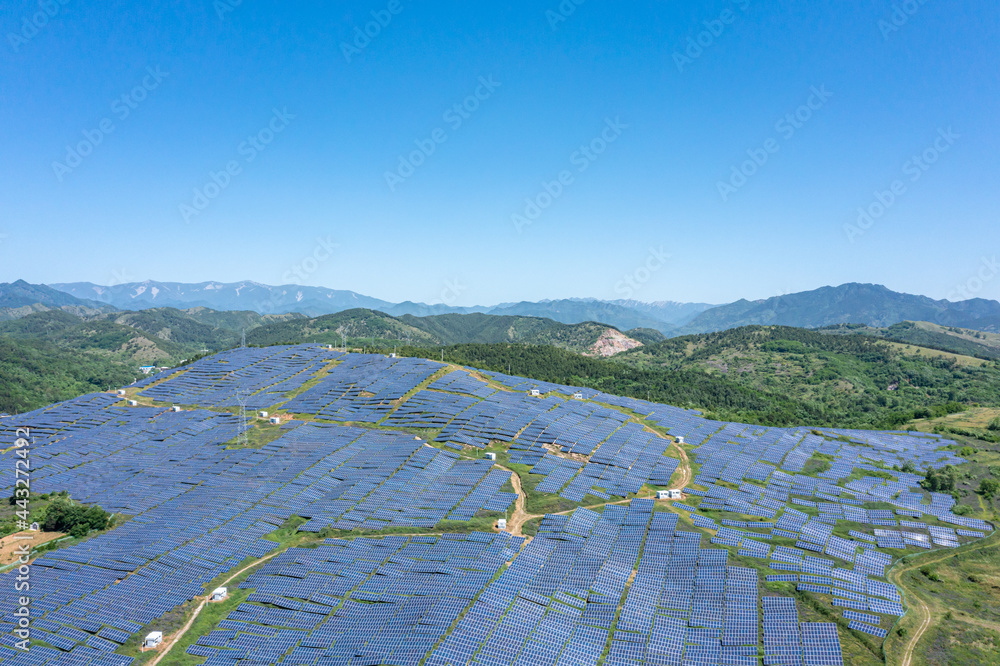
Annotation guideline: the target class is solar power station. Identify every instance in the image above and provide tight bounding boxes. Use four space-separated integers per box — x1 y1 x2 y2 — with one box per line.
0 344 992 665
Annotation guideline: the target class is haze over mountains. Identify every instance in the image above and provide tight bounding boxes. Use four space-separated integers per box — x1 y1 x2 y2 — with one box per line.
46 280 1000 335
50 280 713 332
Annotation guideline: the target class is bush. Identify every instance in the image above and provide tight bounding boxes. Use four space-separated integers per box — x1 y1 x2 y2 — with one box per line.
979 478 1000 500
40 498 111 536
988 417 1000 431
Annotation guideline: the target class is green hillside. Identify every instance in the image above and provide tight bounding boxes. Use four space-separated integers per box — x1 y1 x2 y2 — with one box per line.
246 309 636 355
0 338 139 414
245 309 438 347
615 325 1000 428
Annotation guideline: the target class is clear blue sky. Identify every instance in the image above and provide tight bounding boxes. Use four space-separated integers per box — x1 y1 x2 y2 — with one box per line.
2 0 998 306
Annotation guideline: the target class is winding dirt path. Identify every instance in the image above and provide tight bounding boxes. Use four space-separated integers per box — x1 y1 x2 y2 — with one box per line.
889 532 1000 666
671 440 692 490
497 465 530 537
497 433 694 539
147 549 285 665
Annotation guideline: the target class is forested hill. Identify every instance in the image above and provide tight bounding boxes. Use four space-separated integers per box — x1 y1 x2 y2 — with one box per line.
611 326 1000 428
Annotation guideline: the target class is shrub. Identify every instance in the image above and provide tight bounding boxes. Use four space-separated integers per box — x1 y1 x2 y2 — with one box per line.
40 498 111 536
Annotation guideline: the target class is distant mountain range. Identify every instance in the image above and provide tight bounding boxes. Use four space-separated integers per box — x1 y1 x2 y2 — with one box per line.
0 280 115 320
22 279 1000 336
673 283 1000 335
50 280 713 332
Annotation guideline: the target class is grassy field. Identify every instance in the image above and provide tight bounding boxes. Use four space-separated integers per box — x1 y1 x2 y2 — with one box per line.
885 531 1000 665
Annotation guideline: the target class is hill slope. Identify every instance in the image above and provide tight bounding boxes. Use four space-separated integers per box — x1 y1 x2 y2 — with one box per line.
616 325 1000 428
821 321 1000 361
246 309 643 356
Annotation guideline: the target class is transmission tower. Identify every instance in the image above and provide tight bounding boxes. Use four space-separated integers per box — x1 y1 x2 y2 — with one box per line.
235 388 249 447
241 329 246 348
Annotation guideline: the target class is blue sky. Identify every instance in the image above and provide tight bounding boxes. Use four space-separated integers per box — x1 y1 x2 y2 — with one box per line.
2 0 998 307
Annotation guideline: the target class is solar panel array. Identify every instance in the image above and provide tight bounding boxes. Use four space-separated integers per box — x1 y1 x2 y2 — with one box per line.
140 345 336 409
282 354 444 422
0 345 995 666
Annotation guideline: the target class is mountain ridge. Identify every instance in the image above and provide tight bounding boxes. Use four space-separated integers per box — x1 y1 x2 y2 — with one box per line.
41 280 1000 336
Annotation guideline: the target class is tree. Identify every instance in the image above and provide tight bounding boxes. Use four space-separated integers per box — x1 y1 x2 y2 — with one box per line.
40 497 111 536
979 478 1000 500
988 417 1000 432
921 465 957 493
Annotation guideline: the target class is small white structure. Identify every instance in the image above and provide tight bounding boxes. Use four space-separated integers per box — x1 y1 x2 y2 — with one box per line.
269 416 281 425
389 353 397 359
210 587 228 601
484 452 497 461
116 389 126 396
497 518 507 531
572 392 584 400
259 411 269 418
171 406 182 413
143 632 163 649
676 436 685 444
127 400 138 407
529 389 540 397
656 489 683 500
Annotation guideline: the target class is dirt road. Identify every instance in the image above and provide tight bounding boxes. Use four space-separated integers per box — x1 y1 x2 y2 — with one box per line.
147 549 284 665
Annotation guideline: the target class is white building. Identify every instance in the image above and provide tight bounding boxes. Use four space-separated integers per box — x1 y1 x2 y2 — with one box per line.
497 518 507 531
269 416 281 425
529 389 540 397
116 389 126 396
210 587 228 601
171 406 182 412
143 632 163 648
676 436 685 444
127 400 138 407
259 411 268 418
656 489 683 500
572 392 584 400
484 452 497 461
